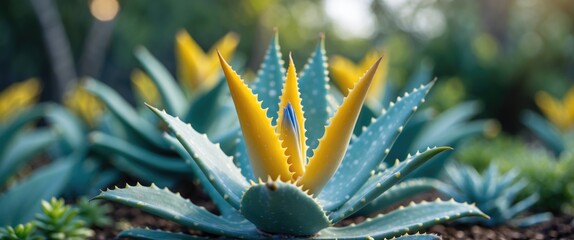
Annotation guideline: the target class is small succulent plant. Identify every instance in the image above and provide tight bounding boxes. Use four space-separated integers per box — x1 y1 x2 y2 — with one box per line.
75 197 112 228
84 31 240 186
97 35 486 239
0 223 41 240
34 198 94 240
1 198 97 240
443 163 551 227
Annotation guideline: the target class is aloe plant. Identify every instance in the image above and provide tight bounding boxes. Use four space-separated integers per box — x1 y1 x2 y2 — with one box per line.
84 31 239 186
443 163 551 227
97 35 486 239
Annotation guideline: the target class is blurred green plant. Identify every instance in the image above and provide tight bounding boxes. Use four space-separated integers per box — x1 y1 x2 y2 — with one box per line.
75 197 112 228
443 163 551 227
0 223 41 240
456 135 574 213
85 31 240 187
1 198 95 240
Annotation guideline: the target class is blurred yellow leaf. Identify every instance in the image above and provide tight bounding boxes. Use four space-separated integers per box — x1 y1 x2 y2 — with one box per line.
0 78 41 122
65 85 103 127
131 69 160 106
176 30 239 95
330 50 387 108
536 87 574 131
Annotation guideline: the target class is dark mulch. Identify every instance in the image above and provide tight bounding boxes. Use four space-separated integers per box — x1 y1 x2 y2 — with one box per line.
94 187 574 239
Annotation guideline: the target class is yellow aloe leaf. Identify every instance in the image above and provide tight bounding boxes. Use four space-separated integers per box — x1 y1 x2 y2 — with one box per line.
131 69 160 106
535 91 568 130
218 52 292 181
0 78 41 122
330 50 387 107
276 55 307 179
65 86 102 126
360 50 387 104
176 30 206 92
204 32 239 92
300 57 382 194
330 56 358 96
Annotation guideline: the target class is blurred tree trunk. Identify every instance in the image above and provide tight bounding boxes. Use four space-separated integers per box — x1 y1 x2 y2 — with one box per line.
29 0 77 102
79 19 116 80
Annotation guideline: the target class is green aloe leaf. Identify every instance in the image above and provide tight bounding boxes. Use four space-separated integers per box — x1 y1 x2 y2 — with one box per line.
110 156 176 187
135 47 187 116
0 104 47 155
89 132 189 174
0 160 74 226
183 80 227 134
119 228 209 240
521 110 565 156
96 185 256 237
354 178 458 216
319 200 486 239
149 105 249 209
299 38 330 156
251 32 285 124
84 78 169 149
163 134 242 220
233 132 255 181
319 82 434 210
43 103 86 152
240 181 331 235
0 129 58 185
328 147 451 223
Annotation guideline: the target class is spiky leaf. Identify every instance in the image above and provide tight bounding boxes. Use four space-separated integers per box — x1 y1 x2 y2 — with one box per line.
149 105 249 209
163 134 242 220
319 200 486 239
355 178 456 216
135 47 187 116
328 147 451 222
251 33 285 124
319 82 433 209
299 38 330 156
240 181 330 235
96 185 256 237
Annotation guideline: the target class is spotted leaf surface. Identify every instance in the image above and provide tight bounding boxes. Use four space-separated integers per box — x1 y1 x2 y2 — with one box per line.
319 82 433 209
240 181 330 235
328 147 451 222
251 33 285 124
319 200 485 239
119 228 208 240
299 39 330 157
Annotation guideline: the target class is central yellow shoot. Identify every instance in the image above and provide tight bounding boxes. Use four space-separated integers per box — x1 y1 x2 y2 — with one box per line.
218 51 381 194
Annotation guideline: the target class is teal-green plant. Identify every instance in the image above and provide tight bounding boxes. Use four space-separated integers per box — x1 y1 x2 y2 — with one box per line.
75 197 112 228
97 35 486 239
34 198 94 240
457 135 574 212
84 46 239 187
0 104 75 226
0 223 41 240
443 163 552 227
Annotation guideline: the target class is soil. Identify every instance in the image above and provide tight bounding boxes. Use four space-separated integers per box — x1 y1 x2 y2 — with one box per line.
94 186 574 240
